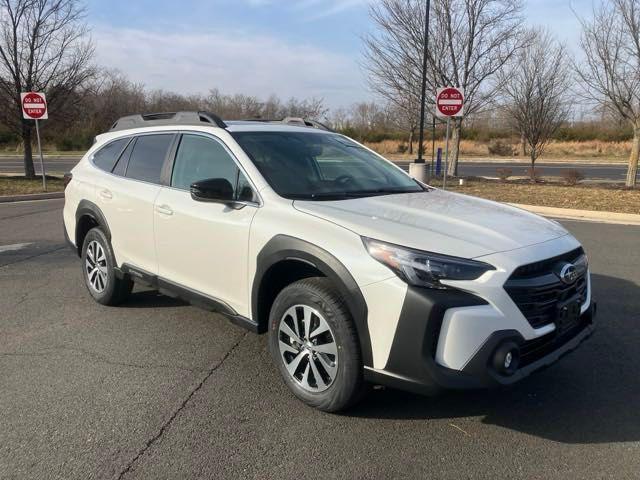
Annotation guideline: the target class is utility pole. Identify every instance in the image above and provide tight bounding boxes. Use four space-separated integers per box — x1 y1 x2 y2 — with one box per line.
409 0 431 182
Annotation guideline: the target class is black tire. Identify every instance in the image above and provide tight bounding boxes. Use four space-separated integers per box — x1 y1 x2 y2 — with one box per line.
268 277 365 412
81 227 133 306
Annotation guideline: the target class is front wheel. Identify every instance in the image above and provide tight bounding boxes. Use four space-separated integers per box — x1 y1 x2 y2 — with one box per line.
268 277 365 412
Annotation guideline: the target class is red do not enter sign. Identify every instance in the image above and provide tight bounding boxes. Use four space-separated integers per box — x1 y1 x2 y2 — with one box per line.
436 87 464 117
21 92 48 120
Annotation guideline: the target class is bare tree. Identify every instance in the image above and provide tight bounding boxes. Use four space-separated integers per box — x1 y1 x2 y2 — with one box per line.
576 0 640 187
362 2 428 152
387 99 419 154
363 0 525 176
499 29 571 180
0 0 94 177
204 89 327 121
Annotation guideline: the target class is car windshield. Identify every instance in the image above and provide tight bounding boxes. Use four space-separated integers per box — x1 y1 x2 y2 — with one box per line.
231 131 424 200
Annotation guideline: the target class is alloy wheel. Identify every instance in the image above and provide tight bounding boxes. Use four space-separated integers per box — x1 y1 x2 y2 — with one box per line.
278 304 338 392
85 240 108 293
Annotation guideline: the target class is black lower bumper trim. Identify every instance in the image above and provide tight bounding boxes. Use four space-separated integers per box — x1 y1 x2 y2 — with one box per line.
367 285 596 395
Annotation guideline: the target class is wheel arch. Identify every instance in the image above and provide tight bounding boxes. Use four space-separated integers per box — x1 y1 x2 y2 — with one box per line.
252 235 372 367
74 200 111 257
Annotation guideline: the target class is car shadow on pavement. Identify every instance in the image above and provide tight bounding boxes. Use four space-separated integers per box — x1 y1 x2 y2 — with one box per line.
121 288 189 308
351 273 640 445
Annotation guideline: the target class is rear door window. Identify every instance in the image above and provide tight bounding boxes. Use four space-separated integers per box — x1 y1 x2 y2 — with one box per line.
125 134 174 184
93 138 128 172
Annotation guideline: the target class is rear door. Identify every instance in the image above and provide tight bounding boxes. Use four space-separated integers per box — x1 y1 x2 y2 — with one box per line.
96 133 176 274
154 133 260 316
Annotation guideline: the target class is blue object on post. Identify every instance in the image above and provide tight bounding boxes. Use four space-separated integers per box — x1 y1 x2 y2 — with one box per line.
436 148 442 176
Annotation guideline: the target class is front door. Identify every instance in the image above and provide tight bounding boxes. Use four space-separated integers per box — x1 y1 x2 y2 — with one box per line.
154 133 259 316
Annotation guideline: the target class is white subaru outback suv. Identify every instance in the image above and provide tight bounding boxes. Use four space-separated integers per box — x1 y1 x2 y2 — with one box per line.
63 111 595 412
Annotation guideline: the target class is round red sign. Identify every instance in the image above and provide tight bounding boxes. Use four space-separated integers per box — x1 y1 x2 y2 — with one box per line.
436 87 464 117
22 92 47 119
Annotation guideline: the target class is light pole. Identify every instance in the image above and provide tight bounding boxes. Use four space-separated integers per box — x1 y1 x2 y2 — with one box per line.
409 0 431 182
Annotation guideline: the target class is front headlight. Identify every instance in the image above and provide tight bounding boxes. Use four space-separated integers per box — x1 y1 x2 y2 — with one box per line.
363 237 495 289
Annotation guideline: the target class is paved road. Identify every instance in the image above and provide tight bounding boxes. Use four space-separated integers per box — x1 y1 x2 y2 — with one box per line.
0 155 635 182
1 199 639 479
395 161 634 181
0 156 80 175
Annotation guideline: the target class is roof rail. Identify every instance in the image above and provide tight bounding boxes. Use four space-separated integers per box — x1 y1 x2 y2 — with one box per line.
109 111 228 132
231 117 333 132
281 117 334 132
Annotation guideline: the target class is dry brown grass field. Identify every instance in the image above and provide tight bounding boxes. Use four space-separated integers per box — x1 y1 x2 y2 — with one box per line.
366 139 632 162
448 179 640 214
0 176 64 195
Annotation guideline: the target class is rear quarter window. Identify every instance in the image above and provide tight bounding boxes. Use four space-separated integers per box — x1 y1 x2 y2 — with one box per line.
92 138 128 172
125 134 174 184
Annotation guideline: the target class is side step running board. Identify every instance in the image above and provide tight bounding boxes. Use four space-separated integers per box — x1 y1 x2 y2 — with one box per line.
116 264 262 334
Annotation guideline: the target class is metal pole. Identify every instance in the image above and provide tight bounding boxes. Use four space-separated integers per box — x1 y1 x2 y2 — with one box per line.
35 119 46 192
443 116 451 190
416 0 431 164
430 115 436 176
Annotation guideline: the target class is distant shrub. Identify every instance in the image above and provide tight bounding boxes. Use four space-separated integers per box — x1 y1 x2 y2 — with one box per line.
488 139 514 156
55 133 94 151
554 124 633 142
0 130 18 146
496 167 513 182
561 169 585 186
397 143 408 154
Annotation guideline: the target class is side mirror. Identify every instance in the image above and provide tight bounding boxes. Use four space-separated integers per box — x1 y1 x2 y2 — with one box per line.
190 178 235 204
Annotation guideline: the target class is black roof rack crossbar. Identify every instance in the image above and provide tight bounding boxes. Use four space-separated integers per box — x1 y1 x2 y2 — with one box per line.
109 111 228 132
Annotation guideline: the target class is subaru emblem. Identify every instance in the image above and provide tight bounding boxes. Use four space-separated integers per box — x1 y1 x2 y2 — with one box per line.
559 263 578 284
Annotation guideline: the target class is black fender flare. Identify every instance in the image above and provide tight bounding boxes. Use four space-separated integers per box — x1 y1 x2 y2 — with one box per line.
252 235 372 367
75 200 112 245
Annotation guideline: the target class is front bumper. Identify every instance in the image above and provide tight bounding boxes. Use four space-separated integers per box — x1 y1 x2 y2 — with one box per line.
364 286 596 395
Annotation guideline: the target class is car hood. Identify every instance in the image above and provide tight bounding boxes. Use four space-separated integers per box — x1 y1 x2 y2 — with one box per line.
293 189 568 258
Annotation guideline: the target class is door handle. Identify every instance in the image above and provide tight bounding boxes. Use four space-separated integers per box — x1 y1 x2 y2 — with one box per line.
156 204 173 216
99 189 112 200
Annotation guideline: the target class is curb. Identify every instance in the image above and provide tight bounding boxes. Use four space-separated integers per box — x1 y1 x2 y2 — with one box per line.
0 192 64 203
510 203 640 226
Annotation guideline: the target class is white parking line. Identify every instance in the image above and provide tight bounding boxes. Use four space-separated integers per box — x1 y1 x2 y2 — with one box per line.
0 243 33 253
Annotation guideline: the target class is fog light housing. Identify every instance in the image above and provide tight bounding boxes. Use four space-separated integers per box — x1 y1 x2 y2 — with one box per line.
492 341 520 376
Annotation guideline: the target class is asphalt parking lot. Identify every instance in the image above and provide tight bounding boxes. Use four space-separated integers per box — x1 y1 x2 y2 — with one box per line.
1 199 639 479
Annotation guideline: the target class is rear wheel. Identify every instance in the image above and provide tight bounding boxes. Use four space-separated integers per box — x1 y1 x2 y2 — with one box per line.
268 277 365 412
81 227 133 306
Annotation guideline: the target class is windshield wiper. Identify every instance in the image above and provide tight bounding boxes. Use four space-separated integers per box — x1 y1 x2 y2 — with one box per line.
288 187 424 201
341 187 423 197
286 192 354 200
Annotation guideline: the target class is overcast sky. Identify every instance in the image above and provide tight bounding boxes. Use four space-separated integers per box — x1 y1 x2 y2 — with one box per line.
86 0 591 109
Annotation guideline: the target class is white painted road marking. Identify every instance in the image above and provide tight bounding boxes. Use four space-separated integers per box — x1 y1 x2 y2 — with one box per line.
0 243 33 253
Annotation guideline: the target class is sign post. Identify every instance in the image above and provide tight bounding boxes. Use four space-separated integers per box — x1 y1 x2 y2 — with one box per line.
435 87 464 190
20 92 48 191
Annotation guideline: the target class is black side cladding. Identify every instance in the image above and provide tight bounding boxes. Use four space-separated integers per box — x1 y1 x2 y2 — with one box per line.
253 235 373 367
378 287 489 394
76 200 111 240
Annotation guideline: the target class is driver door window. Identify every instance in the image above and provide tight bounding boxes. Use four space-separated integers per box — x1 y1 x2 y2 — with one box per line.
171 134 241 191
